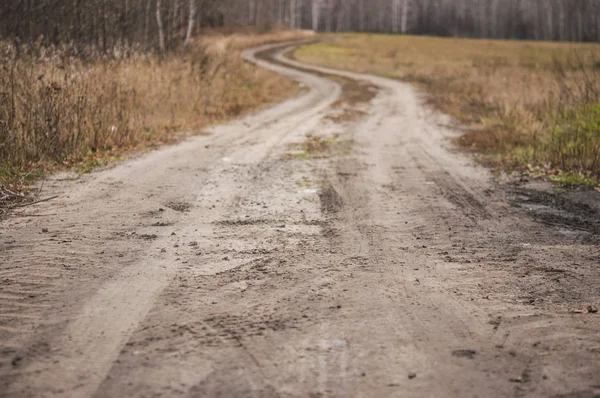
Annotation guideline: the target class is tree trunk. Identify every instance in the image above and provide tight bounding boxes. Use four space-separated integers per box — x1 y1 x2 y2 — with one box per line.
392 0 399 33
546 0 553 41
101 0 107 52
183 0 196 48
312 0 322 31
249 0 256 26
359 0 366 31
156 0 166 53
278 0 285 26
144 0 152 50
289 0 296 29
325 0 333 32
400 0 408 34
558 0 565 41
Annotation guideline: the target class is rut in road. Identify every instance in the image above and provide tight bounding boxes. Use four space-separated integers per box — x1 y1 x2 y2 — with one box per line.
0 42 599 398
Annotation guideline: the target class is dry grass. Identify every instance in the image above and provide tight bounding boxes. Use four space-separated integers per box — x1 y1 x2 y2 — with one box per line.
0 30 314 199
295 34 600 185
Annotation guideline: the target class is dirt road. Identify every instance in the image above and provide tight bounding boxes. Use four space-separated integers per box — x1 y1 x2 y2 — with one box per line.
1 42 599 398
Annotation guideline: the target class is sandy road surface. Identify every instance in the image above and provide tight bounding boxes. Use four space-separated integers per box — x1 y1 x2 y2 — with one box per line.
1 42 599 398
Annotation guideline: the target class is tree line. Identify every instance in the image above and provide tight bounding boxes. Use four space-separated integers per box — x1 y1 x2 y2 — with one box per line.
242 0 600 42
2 0 599 52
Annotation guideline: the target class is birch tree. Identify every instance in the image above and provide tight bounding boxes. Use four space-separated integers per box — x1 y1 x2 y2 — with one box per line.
312 0 323 31
183 0 197 48
156 0 166 53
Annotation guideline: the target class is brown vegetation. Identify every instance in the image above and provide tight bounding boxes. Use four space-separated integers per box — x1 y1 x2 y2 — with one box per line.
295 34 600 185
0 30 313 204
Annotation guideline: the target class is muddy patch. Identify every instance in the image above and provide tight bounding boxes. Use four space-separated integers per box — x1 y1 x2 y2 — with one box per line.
452 349 477 359
427 171 490 219
326 79 378 123
333 81 378 108
509 186 600 236
319 184 344 214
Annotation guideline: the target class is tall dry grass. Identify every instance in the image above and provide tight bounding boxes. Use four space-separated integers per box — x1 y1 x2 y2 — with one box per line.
0 30 313 192
295 34 600 185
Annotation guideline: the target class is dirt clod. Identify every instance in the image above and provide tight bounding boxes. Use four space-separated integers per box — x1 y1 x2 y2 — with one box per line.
452 349 477 359
165 201 192 212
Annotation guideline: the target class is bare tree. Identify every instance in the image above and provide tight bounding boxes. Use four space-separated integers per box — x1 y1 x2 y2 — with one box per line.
325 0 334 32
392 0 400 33
1 0 597 51
144 0 153 50
183 0 197 48
156 0 166 53
400 0 408 34
289 0 297 28
312 0 323 31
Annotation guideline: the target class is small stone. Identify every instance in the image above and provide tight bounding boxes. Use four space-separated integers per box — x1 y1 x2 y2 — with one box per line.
510 370 530 383
408 373 417 379
42 228 49 233
587 305 598 314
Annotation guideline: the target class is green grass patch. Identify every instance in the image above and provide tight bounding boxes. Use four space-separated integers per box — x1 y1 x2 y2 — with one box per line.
551 172 598 188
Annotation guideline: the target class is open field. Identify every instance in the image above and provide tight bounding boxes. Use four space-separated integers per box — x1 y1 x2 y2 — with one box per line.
294 34 600 186
0 30 313 207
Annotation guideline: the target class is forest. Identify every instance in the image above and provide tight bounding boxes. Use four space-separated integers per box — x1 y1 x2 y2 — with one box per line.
2 0 599 53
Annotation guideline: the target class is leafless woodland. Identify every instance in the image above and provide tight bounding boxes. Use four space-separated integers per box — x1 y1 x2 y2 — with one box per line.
2 0 599 54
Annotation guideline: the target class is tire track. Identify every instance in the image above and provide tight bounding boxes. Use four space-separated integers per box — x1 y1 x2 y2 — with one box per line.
0 42 341 398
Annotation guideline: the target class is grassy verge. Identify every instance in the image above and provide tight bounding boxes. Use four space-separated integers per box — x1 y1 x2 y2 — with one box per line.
294 34 600 186
0 30 313 208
